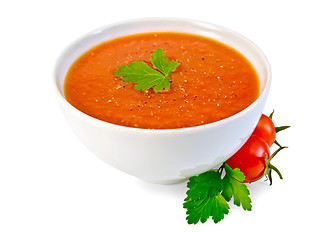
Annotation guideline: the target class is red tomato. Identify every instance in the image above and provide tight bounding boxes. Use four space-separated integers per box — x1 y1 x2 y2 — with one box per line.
252 114 276 147
226 135 270 183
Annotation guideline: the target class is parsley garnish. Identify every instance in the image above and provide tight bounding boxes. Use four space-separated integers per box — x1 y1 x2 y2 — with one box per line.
183 164 252 224
114 48 180 93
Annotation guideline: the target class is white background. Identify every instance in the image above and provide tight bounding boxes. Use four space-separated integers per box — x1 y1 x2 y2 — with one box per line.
1 0 319 239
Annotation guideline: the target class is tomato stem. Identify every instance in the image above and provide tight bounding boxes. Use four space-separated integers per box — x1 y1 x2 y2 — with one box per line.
274 139 282 148
267 169 273 185
269 146 288 161
268 163 283 180
264 146 287 185
269 109 274 119
275 125 291 133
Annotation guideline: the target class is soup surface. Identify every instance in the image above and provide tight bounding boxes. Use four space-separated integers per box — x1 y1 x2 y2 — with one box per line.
64 32 260 129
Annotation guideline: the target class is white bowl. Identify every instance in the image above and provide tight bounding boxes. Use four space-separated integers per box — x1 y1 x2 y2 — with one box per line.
54 18 271 184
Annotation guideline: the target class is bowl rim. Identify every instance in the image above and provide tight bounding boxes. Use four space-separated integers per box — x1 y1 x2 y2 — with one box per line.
54 17 271 134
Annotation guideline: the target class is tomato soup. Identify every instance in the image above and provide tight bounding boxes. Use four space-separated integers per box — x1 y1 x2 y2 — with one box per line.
64 32 260 129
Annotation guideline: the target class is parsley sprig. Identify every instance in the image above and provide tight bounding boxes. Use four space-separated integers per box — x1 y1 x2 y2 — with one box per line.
114 48 180 93
183 163 252 224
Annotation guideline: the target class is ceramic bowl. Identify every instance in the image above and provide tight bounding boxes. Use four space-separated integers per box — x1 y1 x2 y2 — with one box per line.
54 18 271 184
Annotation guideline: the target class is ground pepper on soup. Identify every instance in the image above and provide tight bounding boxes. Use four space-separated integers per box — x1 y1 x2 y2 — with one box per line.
64 32 260 129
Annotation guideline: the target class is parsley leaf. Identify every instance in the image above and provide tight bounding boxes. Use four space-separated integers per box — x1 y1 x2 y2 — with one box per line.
222 164 252 211
183 170 229 224
114 61 167 92
114 48 180 93
150 48 180 77
183 164 252 224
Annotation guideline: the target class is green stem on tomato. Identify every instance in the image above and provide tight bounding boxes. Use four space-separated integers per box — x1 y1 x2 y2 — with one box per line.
274 139 282 148
263 146 287 185
269 146 288 161
275 126 291 133
267 169 273 186
269 109 275 119
268 163 283 180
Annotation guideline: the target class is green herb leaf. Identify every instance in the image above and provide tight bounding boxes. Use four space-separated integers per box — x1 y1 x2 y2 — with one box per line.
183 165 252 224
114 48 179 93
150 48 180 77
222 164 252 211
183 170 229 224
